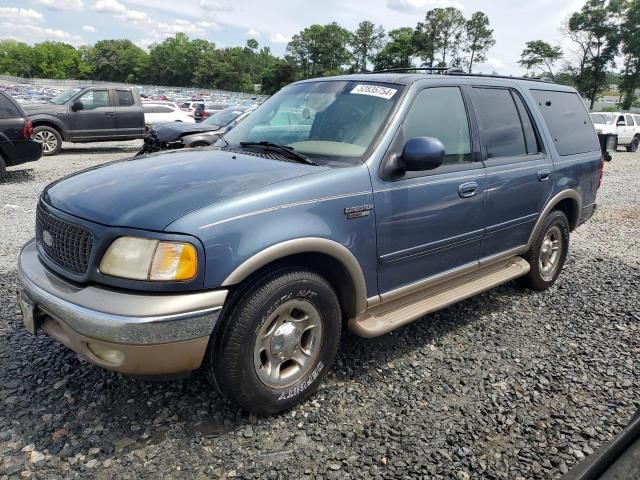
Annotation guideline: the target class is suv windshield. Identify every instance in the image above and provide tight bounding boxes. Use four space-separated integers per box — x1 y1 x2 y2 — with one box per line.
590 113 616 125
223 81 403 164
51 87 83 105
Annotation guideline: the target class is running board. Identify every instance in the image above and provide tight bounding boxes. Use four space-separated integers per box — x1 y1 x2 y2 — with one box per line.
348 257 530 338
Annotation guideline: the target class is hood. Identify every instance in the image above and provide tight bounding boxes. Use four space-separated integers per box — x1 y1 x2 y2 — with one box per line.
42 149 326 231
23 103 64 115
149 121 223 142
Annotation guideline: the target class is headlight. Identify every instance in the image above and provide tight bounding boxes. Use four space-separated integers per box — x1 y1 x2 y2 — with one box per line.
100 237 198 281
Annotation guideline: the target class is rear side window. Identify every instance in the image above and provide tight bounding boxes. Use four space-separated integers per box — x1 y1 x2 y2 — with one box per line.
0 92 22 118
531 90 600 156
472 87 527 158
625 114 634 126
116 90 134 106
512 93 541 154
402 86 472 164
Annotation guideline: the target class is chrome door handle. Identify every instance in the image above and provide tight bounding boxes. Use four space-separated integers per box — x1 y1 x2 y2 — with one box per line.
458 181 479 198
537 169 551 182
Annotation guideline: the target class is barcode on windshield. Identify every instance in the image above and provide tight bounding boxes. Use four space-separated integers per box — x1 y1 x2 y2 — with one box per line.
350 84 397 100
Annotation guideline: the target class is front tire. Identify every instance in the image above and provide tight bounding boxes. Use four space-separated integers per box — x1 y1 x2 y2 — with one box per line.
518 210 570 290
33 126 62 156
207 269 341 415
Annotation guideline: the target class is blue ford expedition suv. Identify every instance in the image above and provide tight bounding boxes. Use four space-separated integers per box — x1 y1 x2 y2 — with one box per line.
18 70 602 414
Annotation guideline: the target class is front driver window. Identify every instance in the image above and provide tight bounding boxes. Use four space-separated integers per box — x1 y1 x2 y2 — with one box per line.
401 87 472 164
77 90 110 110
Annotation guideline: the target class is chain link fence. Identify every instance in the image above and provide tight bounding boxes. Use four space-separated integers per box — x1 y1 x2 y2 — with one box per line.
0 75 269 101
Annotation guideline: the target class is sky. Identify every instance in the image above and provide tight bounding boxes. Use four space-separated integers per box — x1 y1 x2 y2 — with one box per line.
0 0 588 75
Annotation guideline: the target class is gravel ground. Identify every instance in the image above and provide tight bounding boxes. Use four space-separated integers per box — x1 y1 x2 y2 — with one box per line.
1 147 638 479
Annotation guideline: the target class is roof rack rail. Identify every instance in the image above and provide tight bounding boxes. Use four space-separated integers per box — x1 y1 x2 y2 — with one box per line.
368 67 449 74
365 66 556 84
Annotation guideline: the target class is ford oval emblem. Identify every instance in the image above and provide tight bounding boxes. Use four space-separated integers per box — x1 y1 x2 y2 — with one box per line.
43 230 53 247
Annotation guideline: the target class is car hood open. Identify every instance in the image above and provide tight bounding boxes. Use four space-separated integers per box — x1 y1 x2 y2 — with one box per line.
149 121 224 142
41 148 325 231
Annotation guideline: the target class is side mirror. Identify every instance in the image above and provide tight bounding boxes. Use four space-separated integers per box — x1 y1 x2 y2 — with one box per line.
617 121 625 127
71 100 83 111
397 137 445 172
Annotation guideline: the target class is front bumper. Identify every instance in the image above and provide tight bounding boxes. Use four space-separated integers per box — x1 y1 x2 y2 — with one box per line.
17 240 227 375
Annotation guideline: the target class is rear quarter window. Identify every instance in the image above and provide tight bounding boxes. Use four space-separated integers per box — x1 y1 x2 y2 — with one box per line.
531 90 600 156
0 92 23 118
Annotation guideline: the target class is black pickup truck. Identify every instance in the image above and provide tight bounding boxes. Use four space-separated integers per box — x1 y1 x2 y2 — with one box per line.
24 86 145 156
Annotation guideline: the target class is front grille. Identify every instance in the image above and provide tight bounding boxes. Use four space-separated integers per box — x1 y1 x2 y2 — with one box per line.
36 205 94 275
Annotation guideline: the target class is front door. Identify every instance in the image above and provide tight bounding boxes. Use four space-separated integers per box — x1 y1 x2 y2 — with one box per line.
68 88 117 140
373 85 486 295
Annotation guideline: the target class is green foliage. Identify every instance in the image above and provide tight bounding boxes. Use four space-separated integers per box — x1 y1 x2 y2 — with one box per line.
32 41 91 79
350 21 385 72
287 23 353 77
0 40 35 77
91 40 147 83
519 40 563 79
464 12 495 73
566 0 622 108
373 28 414 70
619 0 640 110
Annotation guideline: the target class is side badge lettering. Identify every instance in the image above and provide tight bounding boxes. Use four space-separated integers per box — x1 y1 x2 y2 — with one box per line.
344 204 374 219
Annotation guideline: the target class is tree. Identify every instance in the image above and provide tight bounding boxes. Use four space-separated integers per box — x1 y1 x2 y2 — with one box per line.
518 40 563 80
464 12 495 73
0 40 35 77
261 59 297 94
373 27 415 70
350 21 385 71
90 40 148 82
286 23 352 77
567 0 622 109
413 7 466 67
246 38 259 50
619 0 640 110
32 41 91 79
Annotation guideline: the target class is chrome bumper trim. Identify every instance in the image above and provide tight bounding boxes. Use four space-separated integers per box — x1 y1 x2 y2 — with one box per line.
18 239 227 344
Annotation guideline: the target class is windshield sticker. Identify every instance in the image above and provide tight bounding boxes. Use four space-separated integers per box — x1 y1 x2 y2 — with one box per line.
350 84 397 100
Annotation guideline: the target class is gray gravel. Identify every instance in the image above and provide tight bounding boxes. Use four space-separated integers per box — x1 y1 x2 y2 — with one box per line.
1 147 639 479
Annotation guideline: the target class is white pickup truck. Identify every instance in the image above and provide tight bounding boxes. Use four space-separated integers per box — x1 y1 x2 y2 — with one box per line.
590 112 640 152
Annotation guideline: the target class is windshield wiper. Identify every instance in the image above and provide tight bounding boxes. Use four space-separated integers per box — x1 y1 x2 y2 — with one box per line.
239 141 319 166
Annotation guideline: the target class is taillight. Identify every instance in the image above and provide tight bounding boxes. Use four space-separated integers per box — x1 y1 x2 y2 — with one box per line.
598 157 604 189
23 119 33 140
201 111 209 117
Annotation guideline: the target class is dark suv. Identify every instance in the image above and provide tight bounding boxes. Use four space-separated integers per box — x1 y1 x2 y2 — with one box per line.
0 91 42 180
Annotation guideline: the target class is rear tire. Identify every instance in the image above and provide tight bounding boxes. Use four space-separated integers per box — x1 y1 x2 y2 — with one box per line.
626 136 639 153
207 268 341 415
33 126 62 156
518 210 570 290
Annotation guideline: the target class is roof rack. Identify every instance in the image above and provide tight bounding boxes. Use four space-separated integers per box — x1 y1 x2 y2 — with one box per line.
366 66 556 84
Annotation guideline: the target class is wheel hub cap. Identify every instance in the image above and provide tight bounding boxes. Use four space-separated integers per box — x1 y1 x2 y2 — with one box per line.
270 322 299 359
254 299 323 388
538 225 562 281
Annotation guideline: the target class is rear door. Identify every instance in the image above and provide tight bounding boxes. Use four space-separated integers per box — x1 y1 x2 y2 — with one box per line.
68 88 117 140
616 114 633 144
115 89 144 138
469 86 553 258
